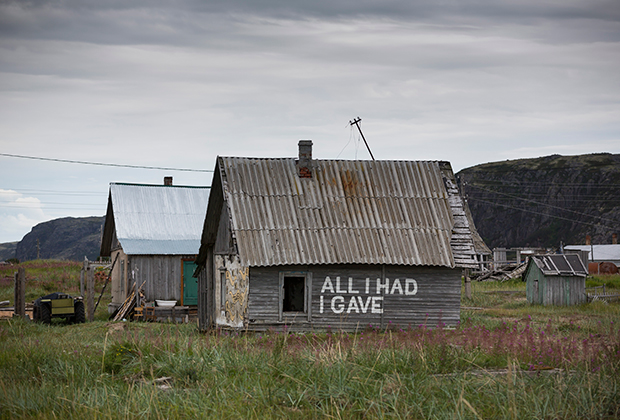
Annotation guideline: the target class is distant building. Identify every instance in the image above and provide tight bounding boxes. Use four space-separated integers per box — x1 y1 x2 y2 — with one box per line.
100 179 209 313
564 244 620 267
524 254 587 306
195 141 484 331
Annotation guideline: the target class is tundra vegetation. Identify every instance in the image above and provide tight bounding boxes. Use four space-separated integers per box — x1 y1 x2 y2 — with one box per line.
0 260 619 419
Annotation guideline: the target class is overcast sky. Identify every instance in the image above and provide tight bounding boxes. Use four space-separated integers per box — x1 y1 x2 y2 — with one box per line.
1 0 619 244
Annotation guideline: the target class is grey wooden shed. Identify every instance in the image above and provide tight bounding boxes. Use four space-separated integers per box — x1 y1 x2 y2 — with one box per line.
524 254 588 306
100 180 209 313
195 141 485 331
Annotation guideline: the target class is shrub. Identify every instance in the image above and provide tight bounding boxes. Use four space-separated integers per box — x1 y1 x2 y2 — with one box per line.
103 342 141 374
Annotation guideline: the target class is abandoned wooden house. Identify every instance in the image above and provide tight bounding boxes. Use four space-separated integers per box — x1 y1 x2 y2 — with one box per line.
463 202 492 273
100 178 210 314
194 141 484 331
524 254 588 306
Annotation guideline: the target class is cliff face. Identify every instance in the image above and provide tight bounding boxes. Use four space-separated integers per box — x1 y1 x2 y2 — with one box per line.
15 216 104 262
5 153 619 259
457 153 620 249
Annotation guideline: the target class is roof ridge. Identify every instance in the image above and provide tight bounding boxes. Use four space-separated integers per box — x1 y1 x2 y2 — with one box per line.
111 182 210 189
219 156 447 163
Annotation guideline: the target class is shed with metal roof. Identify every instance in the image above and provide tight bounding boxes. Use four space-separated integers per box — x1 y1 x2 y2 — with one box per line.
100 180 210 313
524 254 588 305
195 141 483 331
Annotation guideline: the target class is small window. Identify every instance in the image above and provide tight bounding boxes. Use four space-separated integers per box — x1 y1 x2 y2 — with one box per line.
279 271 311 322
283 276 305 312
220 271 227 310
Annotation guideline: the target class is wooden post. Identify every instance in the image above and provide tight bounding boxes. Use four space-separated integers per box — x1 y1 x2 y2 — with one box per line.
464 269 472 300
14 267 26 318
81 257 88 297
13 272 17 315
87 264 95 322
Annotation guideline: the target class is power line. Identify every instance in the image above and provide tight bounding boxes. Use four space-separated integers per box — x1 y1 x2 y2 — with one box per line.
0 190 106 197
467 184 620 225
458 158 619 175
0 153 214 173
464 179 620 187
466 196 616 230
0 201 102 207
0 205 103 210
470 196 620 203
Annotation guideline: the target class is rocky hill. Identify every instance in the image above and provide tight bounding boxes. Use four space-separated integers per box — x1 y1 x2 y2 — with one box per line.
0 242 18 262
14 216 104 262
2 153 618 260
457 153 620 250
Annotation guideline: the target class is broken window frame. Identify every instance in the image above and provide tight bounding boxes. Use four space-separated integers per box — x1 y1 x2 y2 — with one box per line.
278 271 312 322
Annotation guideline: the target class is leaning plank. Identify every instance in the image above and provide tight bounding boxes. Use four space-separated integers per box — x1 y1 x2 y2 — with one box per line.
112 281 146 322
94 254 119 313
112 288 135 322
115 291 136 321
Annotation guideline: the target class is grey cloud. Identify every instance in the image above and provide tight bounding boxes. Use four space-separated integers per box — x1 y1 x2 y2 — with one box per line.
1 0 619 46
0 0 619 244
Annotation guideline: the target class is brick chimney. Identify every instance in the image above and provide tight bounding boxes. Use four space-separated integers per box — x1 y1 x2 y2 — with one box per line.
613 233 618 245
164 176 173 186
586 235 591 245
297 140 313 178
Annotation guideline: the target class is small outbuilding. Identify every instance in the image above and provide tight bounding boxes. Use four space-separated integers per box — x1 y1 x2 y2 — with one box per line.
100 179 210 313
195 141 484 331
524 254 588 306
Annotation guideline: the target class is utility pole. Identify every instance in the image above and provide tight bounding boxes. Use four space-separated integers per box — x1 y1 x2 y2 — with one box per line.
349 117 375 161
36 239 40 260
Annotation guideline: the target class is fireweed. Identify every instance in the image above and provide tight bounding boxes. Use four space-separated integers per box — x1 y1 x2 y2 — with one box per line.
199 319 620 374
1 318 619 419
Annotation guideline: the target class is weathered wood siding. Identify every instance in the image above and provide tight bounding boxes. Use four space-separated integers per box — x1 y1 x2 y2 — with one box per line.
197 247 214 331
214 205 235 255
128 255 186 302
526 264 586 305
566 277 587 305
110 248 128 306
526 263 544 304
542 276 586 306
245 264 461 331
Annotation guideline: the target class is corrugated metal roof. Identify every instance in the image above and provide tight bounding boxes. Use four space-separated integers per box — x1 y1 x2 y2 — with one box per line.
530 254 587 276
219 157 477 268
110 183 210 255
564 245 620 262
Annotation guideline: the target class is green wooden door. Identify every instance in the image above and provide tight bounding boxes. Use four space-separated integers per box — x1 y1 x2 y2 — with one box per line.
183 260 198 306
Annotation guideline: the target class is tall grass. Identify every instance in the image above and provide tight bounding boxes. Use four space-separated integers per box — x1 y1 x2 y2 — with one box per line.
0 264 619 418
0 316 619 419
587 274 620 290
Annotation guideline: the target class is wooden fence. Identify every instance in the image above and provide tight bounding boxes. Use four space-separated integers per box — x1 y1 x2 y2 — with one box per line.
586 285 620 302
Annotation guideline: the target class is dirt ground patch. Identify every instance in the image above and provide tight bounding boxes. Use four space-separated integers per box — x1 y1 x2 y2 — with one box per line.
0 309 33 320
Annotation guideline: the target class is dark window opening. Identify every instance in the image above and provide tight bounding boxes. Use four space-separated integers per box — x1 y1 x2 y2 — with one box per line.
283 276 305 312
120 259 125 296
220 271 226 310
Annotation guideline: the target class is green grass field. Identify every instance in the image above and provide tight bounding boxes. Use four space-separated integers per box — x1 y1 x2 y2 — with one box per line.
1 261 619 419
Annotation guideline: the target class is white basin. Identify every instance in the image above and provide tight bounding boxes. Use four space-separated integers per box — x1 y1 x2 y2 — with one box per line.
155 300 177 307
